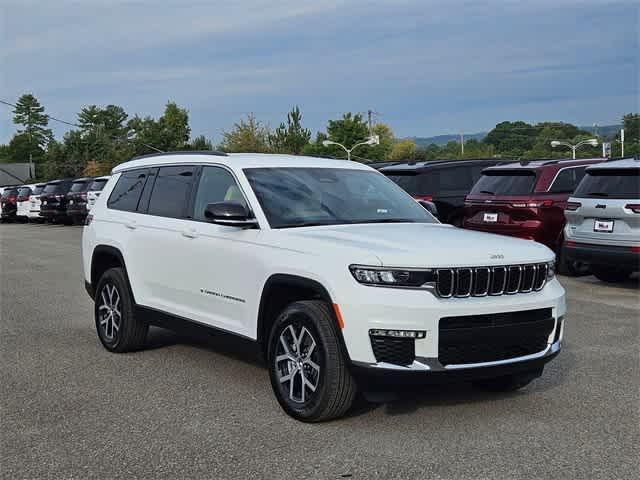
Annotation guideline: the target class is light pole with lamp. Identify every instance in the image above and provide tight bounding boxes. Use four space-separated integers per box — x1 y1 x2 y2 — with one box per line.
550 139 598 159
322 135 380 161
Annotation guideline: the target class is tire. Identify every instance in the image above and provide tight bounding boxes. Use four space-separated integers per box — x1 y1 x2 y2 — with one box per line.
592 266 632 283
557 243 585 276
94 267 148 353
473 368 543 392
267 300 357 422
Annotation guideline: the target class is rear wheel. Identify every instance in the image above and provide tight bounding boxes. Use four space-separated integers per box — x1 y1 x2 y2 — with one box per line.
557 242 589 276
95 267 148 352
592 266 632 283
267 300 357 422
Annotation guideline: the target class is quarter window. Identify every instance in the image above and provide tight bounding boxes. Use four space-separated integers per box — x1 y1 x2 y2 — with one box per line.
107 169 149 212
147 166 196 218
193 166 247 221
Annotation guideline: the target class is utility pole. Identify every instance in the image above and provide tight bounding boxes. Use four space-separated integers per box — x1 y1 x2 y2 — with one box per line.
367 109 373 136
27 105 33 178
621 129 625 157
460 130 464 156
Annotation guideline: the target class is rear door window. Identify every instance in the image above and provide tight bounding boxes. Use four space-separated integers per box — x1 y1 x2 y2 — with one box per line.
549 166 587 193
470 170 537 195
107 169 149 212
573 169 640 199
147 166 197 218
88 179 108 191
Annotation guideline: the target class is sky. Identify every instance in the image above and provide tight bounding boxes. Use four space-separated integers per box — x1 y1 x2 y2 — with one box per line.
1 0 638 145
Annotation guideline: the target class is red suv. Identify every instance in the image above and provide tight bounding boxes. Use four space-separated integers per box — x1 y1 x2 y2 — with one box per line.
462 158 603 270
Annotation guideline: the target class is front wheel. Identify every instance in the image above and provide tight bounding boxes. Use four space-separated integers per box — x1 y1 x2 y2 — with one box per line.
267 300 357 422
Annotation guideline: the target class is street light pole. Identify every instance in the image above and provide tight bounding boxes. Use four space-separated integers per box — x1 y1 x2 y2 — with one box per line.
550 139 598 159
322 136 380 162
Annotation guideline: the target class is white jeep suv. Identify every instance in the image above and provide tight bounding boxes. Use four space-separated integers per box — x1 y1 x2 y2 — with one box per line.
82 152 566 421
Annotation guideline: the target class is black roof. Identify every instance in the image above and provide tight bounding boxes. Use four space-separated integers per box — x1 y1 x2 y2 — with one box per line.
45 177 75 184
380 158 515 172
71 177 95 183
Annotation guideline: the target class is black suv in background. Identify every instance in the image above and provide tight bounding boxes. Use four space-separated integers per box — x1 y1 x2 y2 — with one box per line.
66 177 94 224
0 187 19 222
40 178 75 223
380 158 513 225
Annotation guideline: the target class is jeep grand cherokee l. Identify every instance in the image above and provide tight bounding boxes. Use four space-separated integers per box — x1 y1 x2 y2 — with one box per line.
40 178 74 223
564 158 640 282
83 152 566 422
66 177 95 224
462 158 603 273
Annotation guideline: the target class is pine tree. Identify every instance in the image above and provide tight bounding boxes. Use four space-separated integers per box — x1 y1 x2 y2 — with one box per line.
269 106 311 154
12 93 53 163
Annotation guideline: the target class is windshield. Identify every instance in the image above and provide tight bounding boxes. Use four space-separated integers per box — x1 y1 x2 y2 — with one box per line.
70 181 90 192
573 169 640 199
42 183 62 194
1 189 18 198
89 179 108 191
243 167 436 228
470 170 537 195
32 185 45 195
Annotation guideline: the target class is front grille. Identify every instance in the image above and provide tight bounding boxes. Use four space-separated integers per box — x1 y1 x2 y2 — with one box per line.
435 263 548 298
370 336 415 366
438 308 554 365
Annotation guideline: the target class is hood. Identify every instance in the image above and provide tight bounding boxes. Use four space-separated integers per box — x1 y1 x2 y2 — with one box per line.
280 223 554 268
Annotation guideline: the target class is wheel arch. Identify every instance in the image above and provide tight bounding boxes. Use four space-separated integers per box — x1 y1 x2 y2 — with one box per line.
90 245 136 303
256 274 348 362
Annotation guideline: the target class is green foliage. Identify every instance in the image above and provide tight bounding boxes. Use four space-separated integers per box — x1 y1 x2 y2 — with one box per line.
188 135 214 151
611 113 639 156
390 139 417 161
12 94 53 155
0 144 10 163
269 106 311 154
219 113 271 153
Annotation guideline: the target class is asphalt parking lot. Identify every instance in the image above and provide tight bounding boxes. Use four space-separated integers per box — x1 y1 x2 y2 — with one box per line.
1 223 638 479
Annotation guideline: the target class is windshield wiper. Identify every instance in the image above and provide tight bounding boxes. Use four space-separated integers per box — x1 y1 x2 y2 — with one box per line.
587 192 609 197
348 219 416 224
282 221 337 228
479 190 495 195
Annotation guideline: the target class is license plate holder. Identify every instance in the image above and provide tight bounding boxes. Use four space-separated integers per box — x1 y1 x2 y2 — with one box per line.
594 219 614 233
483 212 498 223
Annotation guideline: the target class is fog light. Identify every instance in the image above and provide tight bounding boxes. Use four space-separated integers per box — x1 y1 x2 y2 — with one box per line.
369 329 426 339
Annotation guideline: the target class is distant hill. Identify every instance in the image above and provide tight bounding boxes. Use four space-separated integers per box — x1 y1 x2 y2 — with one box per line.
408 124 622 146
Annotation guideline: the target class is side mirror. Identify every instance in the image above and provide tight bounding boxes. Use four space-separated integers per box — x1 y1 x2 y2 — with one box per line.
204 202 258 228
417 200 439 219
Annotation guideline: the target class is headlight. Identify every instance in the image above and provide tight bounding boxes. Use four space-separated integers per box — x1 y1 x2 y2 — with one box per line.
546 260 556 280
349 265 434 288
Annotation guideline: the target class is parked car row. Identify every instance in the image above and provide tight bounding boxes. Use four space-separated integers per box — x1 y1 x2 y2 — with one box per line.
0 176 109 224
382 157 639 282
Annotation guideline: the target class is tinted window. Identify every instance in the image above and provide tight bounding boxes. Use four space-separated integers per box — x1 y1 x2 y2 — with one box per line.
18 187 32 197
32 185 45 195
107 170 149 212
70 180 91 193
573 169 640 199
470 171 537 195
385 173 419 195
549 167 587 193
434 166 473 193
193 166 246 221
1 189 18 198
147 166 196 218
88 179 108 191
42 182 62 194
245 168 435 228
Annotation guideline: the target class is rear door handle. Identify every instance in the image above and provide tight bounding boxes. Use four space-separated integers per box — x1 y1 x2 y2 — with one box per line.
125 221 137 230
181 228 198 239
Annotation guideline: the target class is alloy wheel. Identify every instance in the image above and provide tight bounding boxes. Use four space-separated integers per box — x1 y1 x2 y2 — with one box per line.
98 283 121 342
274 324 321 404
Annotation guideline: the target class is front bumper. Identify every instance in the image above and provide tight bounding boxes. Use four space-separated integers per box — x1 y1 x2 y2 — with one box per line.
336 277 565 368
564 241 639 270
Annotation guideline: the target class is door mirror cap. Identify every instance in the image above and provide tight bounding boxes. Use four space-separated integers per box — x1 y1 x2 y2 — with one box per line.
417 200 439 219
204 202 258 228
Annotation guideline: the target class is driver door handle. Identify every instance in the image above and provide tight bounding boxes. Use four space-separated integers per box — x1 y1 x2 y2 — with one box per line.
125 220 137 230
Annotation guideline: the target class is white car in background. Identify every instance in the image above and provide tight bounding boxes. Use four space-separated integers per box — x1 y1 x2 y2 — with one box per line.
16 184 41 221
26 183 47 221
86 176 110 211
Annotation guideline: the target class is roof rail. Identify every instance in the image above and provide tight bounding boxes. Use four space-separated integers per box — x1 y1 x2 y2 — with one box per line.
130 150 228 162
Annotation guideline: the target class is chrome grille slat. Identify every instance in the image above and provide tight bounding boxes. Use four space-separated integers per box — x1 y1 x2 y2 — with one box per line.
437 263 547 298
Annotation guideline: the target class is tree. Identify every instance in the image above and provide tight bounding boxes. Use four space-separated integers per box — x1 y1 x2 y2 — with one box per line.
7 133 44 163
389 139 417 161
219 113 271 153
368 123 394 161
78 104 129 139
12 93 52 165
0 144 10 163
160 101 190 150
268 106 311 154
484 121 537 157
612 113 639 157
188 135 214 151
